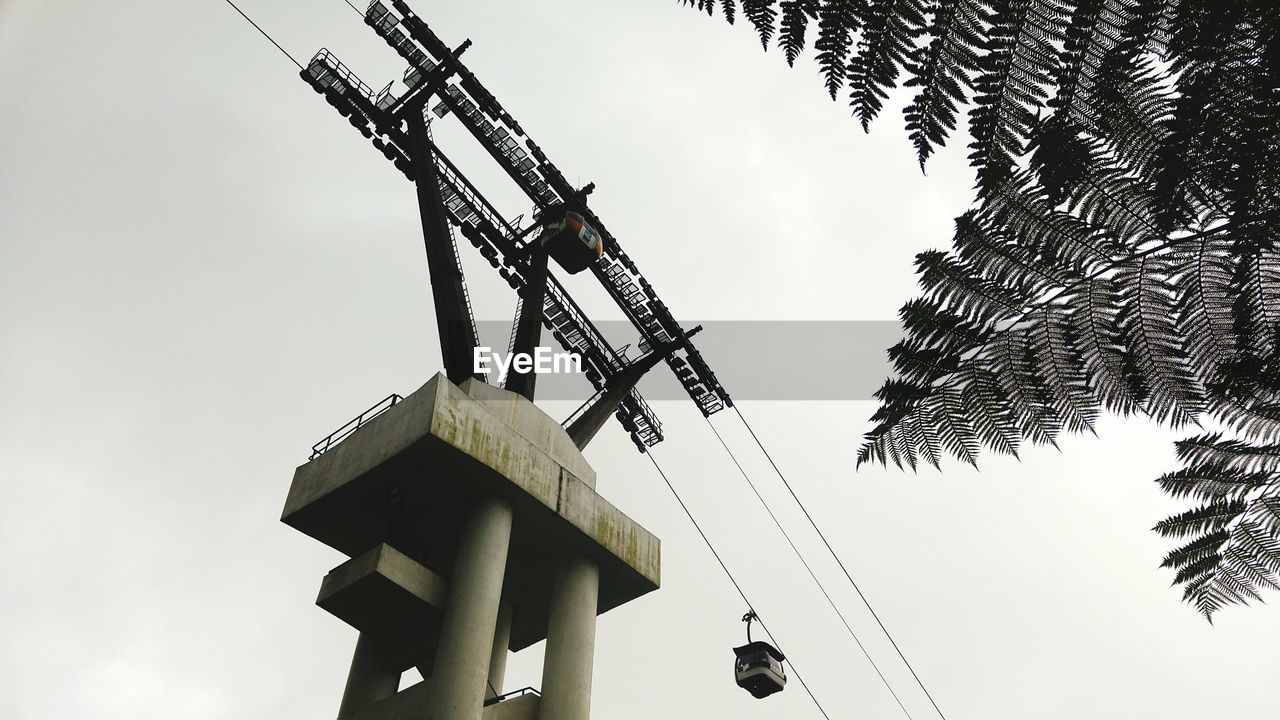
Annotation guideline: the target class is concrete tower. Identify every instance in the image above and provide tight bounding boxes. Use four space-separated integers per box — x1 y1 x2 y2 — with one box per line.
282 374 660 720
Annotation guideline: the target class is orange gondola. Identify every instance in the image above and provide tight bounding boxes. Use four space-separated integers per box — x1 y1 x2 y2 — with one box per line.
540 210 604 274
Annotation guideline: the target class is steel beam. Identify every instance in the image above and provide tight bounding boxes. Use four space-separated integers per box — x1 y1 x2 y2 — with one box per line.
407 109 480 385
504 250 549 401
565 330 698 450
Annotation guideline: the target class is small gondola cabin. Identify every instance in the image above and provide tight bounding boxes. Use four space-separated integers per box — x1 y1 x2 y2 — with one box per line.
733 640 787 699
540 210 604 274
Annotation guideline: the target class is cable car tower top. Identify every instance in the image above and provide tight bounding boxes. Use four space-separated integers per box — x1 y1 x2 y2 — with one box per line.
301 0 732 451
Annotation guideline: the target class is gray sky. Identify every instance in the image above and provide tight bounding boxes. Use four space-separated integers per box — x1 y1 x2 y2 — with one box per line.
2 1 1277 719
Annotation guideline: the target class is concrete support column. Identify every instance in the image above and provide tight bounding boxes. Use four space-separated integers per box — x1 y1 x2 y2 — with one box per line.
338 632 401 718
538 556 600 720
486 601 513 699
432 495 514 720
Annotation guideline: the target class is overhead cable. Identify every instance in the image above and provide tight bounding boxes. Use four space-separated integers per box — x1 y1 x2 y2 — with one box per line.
731 406 948 720
646 451 832 720
704 418 915 719
219 0 304 70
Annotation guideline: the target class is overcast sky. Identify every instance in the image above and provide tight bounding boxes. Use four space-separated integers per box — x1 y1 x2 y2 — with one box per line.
2 2 1278 719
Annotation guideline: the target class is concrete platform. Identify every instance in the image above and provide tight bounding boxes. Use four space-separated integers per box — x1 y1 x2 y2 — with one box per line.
318 544 448 671
283 373 660 650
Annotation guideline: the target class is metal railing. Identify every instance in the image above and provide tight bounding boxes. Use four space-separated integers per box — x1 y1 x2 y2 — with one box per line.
506 296 523 359
561 385 605 431
308 49 376 101
310 393 404 460
483 687 541 707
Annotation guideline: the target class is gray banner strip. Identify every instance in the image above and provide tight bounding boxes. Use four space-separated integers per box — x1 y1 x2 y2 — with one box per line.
471 320 899 401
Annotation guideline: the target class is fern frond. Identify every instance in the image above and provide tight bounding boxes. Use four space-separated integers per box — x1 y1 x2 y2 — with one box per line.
1230 251 1280 358
967 0 1071 192
1090 42 1175 186
1028 306 1098 434
982 171 1116 275
1114 253 1204 424
742 0 781 48
859 378 928 466
1160 530 1228 570
813 0 865 97
1154 464 1271 502
915 248 1027 326
887 337 959 386
778 0 820 65
929 385 983 464
1232 520 1280 575
1165 233 1237 392
1050 0 1164 132
1173 552 1220 586
1175 434 1280 475
1216 402 1280 447
1152 499 1248 539
847 0 932 130
951 210 1068 298
898 297 990 353
988 328 1062 445
673 0 1280 621
1028 117 1162 246
958 362 1024 455
1069 277 1143 415
1223 544 1280 593
681 0 723 18
902 0 989 166
901 412 943 469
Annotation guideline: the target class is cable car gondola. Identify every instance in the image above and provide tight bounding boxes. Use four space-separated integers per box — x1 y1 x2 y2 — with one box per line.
733 610 787 699
540 209 603 274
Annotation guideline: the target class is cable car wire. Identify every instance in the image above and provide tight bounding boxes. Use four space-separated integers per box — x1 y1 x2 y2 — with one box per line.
704 419 915 719
731 406 949 720
219 0 304 70
646 451 833 720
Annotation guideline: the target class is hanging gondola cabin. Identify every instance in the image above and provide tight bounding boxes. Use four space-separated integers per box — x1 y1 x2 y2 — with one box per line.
540 210 604 274
733 641 787 699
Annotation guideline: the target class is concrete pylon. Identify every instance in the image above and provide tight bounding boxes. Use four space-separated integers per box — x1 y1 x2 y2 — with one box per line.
539 556 601 720
338 633 401 718
487 602 513 699
432 495 514 720
283 375 661 720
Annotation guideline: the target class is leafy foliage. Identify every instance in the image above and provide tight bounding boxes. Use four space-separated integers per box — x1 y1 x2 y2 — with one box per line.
903 0 988 166
812 1 863 95
779 0 821 66
848 0 932 130
674 0 1280 617
1155 433 1280 618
